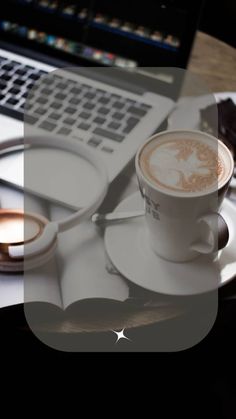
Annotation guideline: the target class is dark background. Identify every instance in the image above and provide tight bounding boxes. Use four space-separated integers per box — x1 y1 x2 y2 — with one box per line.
199 0 235 48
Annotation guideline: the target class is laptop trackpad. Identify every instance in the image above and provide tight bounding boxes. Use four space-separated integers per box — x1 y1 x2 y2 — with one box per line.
1 148 103 210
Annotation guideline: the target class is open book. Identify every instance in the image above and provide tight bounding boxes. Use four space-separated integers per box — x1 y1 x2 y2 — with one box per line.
0 184 129 312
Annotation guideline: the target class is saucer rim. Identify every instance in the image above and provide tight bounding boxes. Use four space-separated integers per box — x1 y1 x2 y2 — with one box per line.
105 192 236 296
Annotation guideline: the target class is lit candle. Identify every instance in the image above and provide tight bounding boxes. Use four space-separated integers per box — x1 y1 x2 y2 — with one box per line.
0 210 45 254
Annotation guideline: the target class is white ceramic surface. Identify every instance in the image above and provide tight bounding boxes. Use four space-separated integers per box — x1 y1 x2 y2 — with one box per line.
135 129 233 262
105 192 236 296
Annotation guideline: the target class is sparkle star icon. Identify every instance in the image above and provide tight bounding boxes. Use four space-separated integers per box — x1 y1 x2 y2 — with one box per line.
112 328 131 344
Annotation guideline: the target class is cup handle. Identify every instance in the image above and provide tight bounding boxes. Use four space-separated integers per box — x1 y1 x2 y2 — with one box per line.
190 213 229 254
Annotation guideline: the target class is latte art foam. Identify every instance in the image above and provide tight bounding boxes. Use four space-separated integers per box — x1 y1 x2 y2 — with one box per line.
140 137 231 195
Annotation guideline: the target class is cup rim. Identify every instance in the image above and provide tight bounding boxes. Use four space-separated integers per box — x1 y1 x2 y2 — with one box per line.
135 129 235 199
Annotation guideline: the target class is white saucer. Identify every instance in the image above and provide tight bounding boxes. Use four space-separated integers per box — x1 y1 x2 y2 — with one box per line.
105 192 236 296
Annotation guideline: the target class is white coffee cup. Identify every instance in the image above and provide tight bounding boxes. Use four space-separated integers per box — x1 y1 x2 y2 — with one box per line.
135 130 234 262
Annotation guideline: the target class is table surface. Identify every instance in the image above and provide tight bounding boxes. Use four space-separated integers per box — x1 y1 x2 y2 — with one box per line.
189 31 236 92
23 32 236 335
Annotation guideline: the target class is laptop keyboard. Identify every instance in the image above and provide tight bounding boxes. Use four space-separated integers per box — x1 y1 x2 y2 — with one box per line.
0 55 152 153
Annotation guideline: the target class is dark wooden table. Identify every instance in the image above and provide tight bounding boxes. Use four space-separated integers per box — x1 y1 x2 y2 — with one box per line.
189 31 236 92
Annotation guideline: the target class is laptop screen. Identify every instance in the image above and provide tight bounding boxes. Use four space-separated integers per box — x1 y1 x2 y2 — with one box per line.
0 0 203 69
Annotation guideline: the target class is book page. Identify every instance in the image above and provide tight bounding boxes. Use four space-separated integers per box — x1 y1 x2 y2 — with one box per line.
0 273 24 309
24 259 62 308
49 205 129 310
0 183 130 310
24 192 62 307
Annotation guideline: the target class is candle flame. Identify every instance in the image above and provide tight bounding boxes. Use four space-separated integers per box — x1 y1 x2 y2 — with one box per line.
0 213 41 245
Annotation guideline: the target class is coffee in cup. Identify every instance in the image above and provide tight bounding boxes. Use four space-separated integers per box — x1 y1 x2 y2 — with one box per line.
139 135 231 196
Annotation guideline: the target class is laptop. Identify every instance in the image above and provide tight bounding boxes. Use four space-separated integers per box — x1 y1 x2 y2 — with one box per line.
0 0 204 208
